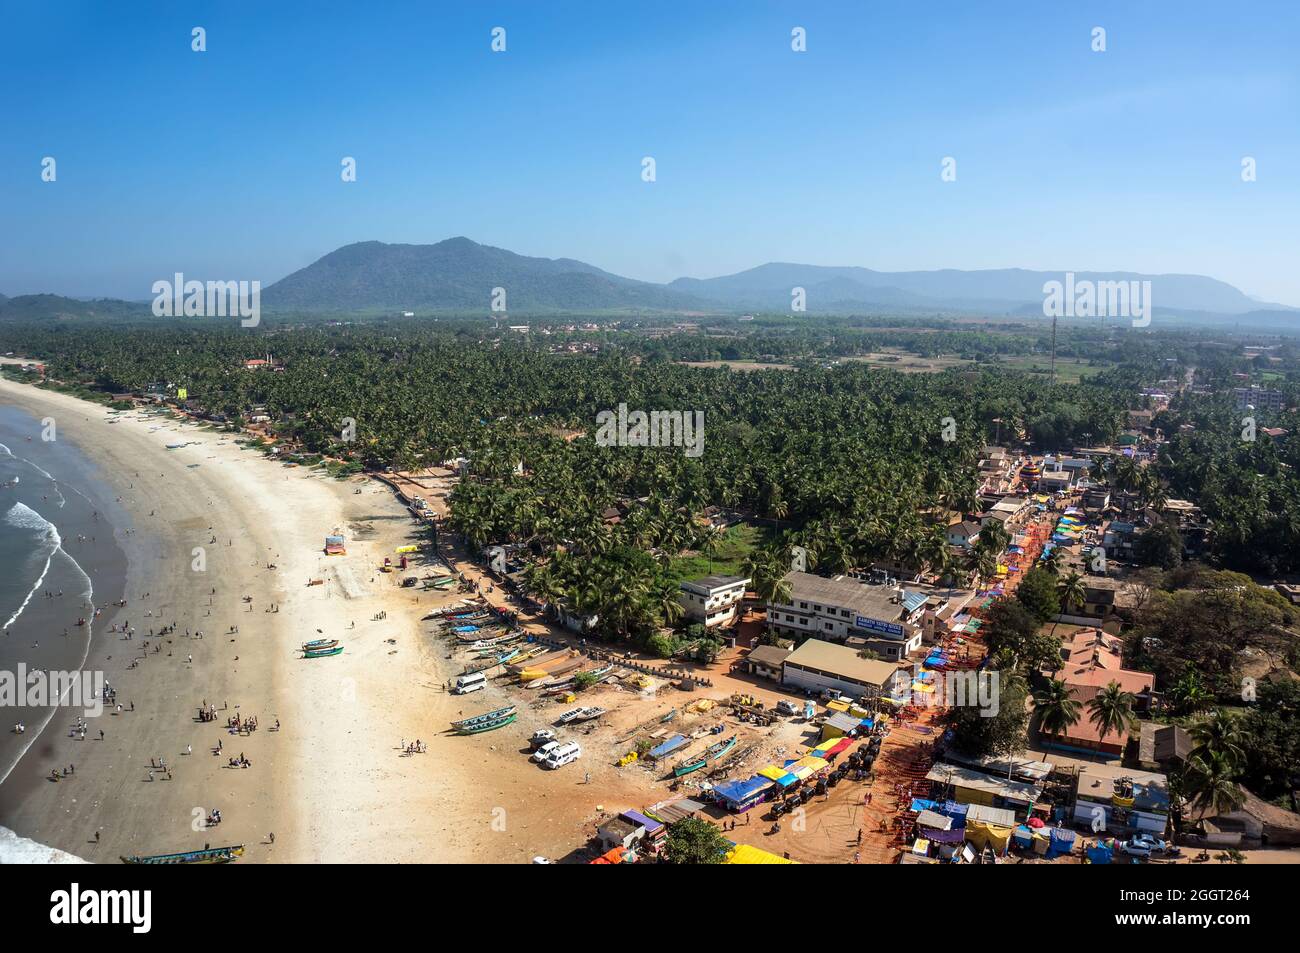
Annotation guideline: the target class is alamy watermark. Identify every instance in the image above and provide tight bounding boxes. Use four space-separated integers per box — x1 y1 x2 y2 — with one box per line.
905 666 1000 716
594 403 704 458
151 273 261 327
1 665 105 717
1042 272 1151 327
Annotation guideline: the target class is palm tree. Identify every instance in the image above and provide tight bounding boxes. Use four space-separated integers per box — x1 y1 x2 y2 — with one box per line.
1182 751 1245 818
1189 710 1245 769
1058 571 1086 614
1086 681 1138 747
1033 679 1081 741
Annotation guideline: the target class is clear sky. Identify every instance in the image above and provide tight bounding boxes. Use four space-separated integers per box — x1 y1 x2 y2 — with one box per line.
2 1 1297 305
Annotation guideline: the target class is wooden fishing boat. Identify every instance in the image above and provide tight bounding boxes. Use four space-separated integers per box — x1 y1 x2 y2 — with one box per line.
456 712 517 735
302 645 343 658
571 706 606 723
672 734 738 778
555 707 584 725
450 706 516 730
517 652 582 682
470 633 523 652
121 844 244 865
302 639 339 651
507 649 568 675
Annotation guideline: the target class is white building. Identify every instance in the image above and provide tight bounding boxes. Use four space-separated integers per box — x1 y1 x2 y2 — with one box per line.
946 521 982 549
677 575 750 628
766 571 927 660
781 638 906 701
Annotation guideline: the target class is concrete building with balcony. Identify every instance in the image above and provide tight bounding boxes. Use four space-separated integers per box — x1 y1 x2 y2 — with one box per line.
677 574 750 629
766 571 928 661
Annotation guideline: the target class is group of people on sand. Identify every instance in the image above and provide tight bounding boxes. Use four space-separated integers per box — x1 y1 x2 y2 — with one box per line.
400 739 427 755
227 713 259 734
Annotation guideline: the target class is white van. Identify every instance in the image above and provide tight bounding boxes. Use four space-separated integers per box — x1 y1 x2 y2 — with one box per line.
542 741 581 770
453 672 487 695
532 740 560 763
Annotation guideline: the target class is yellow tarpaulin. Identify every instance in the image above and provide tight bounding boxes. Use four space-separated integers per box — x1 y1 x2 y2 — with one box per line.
786 756 829 781
725 843 798 864
965 821 1013 853
757 764 790 782
395 545 419 554
826 700 849 713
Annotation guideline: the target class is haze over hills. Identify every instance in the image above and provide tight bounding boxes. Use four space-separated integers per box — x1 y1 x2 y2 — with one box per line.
2 238 1296 327
263 239 1297 320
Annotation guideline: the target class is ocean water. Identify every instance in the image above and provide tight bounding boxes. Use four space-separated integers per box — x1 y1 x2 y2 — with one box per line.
0 404 131 861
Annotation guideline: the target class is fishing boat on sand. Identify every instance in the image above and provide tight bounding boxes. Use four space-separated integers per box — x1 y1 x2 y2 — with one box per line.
450 706 516 730
455 712 517 735
302 638 339 651
555 707 584 725
570 707 606 723
121 844 244 865
672 734 738 778
302 645 343 658
519 654 583 683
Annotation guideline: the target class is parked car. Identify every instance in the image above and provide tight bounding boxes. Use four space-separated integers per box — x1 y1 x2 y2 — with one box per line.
1119 834 1167 857
529 729 556 750
775 700 801 717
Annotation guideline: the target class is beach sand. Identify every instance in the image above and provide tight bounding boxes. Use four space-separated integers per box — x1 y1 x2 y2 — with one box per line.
0 378 636 864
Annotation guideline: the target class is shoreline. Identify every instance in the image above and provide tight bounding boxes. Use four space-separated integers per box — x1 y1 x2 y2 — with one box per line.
0 378 624 864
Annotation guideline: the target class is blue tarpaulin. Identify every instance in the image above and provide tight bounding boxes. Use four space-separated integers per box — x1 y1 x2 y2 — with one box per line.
1086 844 1113 865
712 777 774 811
1048 829 1076 858
648 734 688 759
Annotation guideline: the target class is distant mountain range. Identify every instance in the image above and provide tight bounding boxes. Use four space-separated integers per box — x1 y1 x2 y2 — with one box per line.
262 238 695 312
3 237 1296 327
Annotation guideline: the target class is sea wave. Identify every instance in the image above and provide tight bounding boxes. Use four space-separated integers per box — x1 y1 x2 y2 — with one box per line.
2 503 62 630
0 825 89 863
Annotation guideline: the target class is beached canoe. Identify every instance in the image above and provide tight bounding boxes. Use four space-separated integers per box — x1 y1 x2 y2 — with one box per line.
571 707 606 723
302 639 339 651
455 712 517 735
450 706 516 730
121 844 244 865
302 646 343 658
672 734 738 778
506 649 568 675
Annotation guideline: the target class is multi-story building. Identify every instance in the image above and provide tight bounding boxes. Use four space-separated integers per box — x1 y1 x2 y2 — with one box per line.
766 571 928 660
1233 386 1286 413
1073 763 1170 836
677 575 750 629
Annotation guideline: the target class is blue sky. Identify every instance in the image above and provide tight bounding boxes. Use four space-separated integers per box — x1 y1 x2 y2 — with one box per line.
2 1 1298 305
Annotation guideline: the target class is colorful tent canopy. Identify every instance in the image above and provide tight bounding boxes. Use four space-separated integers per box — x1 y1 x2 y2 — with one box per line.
725 843 797 864
757 764 798 787
785 756 830 781
712 777 774 811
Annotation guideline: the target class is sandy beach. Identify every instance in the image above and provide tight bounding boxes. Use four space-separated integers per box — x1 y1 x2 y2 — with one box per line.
0 377 638 864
